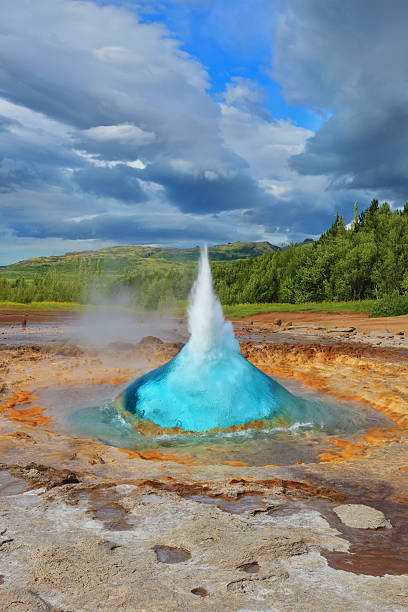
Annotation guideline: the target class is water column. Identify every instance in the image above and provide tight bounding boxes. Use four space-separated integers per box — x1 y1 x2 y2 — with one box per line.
116 246 313 431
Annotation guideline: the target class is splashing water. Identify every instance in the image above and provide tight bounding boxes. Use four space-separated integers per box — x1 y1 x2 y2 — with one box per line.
116 246 329 432
186 245 237 358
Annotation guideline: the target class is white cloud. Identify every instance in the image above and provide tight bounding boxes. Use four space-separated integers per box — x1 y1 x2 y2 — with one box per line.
219 85 332 213
0 0 374 261
82 124 156 145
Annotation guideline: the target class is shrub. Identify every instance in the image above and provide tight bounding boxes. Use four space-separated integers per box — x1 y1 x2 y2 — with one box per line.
370 292 408 317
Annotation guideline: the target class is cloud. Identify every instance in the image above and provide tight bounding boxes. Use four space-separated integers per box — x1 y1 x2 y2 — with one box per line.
2 0 401 263
73 164 148 203
218 77 347 233
0 0 292 249
7 202 256 245
82 124 156 145
274 0 408 202
0 102 82 192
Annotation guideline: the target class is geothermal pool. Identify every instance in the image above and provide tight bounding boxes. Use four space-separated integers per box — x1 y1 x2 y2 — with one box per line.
38 376 390 467
37 247 391 467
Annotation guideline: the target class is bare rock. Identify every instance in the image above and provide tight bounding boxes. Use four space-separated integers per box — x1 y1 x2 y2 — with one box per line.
327 327 356 333
137 336 164 349
164 341 184 353
6 463 80 489
333 504 392 529
369 329 391 338
274 319 282 326
155 514 308 571
0 587 50 611
53 343 84 356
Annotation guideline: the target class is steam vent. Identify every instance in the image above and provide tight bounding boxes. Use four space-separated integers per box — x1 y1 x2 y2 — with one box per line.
116 247 324 432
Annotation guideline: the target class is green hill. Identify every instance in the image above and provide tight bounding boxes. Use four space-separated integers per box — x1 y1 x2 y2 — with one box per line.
0 241 277 281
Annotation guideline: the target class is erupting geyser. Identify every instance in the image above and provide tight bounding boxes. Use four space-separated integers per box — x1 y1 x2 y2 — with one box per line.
116 246 315 432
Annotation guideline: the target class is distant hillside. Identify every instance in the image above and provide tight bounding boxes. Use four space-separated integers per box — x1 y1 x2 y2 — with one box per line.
0 241 277 280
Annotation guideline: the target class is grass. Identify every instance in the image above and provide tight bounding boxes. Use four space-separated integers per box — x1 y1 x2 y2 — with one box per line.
0 299 377 317
0 301 88 311
222 300 377 319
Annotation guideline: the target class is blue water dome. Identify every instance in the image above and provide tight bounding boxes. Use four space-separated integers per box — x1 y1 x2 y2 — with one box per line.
116 247 313 432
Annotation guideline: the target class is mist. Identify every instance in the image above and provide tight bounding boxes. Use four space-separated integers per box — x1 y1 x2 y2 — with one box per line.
65 285 187 348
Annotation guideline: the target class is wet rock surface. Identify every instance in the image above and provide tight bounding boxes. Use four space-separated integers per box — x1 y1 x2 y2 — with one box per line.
153 545 192 563
0 316 408 609
0 469 407 611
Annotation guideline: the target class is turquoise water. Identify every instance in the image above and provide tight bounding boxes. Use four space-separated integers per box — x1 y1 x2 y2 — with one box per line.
113 245 385 435
67 385 389 466
116 348 354 432
64 247 391 465
115 245 340 433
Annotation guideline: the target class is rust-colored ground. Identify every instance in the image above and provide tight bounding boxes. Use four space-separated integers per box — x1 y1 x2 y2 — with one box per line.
240 309 408 335
1 312 408 558
241 342 408 428
2 307 408 334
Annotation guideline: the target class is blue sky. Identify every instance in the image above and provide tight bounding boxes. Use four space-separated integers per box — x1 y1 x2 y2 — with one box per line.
0 0 407 264
104 0 322 130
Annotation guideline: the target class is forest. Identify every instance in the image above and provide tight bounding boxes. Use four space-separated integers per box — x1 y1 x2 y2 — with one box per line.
1 200 408 314
213 200 408 304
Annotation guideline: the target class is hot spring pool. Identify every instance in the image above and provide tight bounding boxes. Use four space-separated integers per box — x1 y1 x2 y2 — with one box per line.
37 377 392 468
37 246 392 467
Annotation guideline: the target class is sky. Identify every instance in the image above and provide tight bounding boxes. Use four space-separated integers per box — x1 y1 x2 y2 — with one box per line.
1 0 408 264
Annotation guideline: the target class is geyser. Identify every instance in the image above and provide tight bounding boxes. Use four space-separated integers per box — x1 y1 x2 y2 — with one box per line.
116 246 318 432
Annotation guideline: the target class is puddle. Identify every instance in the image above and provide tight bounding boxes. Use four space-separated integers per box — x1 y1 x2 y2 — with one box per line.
238 562 260 573
153 545 191 564
185 486 408 577
316 497 408 576
0 470 28 496
261 491 408 577
71 487 133 531
191 587 208 597
92 504 130 531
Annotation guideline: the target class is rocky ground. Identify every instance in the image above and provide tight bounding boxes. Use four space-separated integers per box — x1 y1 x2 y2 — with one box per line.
0 311 407 611
237 309 408 350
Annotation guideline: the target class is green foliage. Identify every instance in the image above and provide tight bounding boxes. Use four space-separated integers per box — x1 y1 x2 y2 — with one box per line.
0 269 84 304
370 292 408 317
1 200 408 312
213 199 408 306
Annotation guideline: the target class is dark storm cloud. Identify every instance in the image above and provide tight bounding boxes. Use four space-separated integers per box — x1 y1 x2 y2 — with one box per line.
10 212 243 245
275 0 408 200
140 161 268 213
74 165 148 203
250 198 359 236
0 113 82 192
0 0 274 225
2 0 406 259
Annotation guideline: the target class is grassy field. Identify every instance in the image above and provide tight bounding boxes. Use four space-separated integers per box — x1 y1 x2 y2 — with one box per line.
222 301 376 318
0 299 377 317
0 301 87 311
